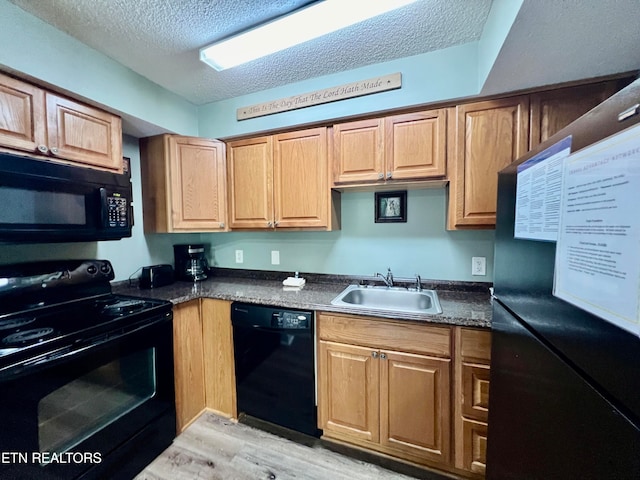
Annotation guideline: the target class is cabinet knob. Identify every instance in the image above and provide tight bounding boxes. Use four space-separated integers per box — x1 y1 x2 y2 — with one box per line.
380 353 387 360
274 220 279 227
386 171 392 179
377 173 384 180
267 221 273 228
219 222 225 228
50 147 59 155
372 351 379 358
37 144 48 154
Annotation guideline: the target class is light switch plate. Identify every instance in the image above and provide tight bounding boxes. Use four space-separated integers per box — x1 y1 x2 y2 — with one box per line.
472 256 486 276
271 250 280 265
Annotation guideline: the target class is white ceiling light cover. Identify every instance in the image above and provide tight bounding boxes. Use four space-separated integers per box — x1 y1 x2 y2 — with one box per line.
200 0 420 71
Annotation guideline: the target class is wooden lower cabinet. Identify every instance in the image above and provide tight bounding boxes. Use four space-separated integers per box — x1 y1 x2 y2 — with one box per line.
201 298 236 418
317 313 452 471
318 341 380 443
318 313 492 478
454 327 492 477
172 300 206 432
380 350 450 464
172 299 236 432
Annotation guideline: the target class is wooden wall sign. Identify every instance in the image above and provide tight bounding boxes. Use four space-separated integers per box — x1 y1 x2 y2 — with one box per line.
237 72 401 120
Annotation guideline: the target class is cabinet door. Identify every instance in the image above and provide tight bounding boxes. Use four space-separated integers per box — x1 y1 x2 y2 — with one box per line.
529 82 619 149
332 118 384 184
45 93 123 172
447 97 529 229
385 109 447 180
169 136 227 231
201 299 236 418
0 72 46 154
173 300 205 432
380 350 451 465
318 340 380 443
273 128 328 228
227 136 273 229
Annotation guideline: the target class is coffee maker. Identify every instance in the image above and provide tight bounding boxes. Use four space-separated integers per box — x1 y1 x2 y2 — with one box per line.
173 244 210 281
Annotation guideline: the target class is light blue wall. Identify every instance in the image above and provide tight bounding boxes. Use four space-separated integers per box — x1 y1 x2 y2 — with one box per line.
197 43 479 139
203 189 495 282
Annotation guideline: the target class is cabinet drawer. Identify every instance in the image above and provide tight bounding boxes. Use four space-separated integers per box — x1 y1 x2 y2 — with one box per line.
459 327 491 361
461 362 490 422
318 313 451 357
461 418 488 475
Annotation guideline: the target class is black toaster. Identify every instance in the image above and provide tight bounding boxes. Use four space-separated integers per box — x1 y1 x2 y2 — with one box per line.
139 264 174 289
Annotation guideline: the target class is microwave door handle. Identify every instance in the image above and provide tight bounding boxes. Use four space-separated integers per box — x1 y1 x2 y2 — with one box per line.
99 187 108 228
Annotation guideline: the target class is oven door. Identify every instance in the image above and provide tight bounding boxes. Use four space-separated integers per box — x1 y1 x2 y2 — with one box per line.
0 314 175 480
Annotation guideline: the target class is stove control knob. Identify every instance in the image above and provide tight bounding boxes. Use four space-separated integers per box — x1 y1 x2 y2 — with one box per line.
100 263 112 275
87 265 98 275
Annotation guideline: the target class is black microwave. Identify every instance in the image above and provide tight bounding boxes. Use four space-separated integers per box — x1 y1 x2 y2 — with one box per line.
0 152 132 243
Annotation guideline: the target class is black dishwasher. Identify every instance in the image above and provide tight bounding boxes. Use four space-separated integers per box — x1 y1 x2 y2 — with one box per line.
231 302 320 437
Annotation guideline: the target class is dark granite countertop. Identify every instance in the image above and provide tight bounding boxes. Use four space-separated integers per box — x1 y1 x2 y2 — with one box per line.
112 269 492 329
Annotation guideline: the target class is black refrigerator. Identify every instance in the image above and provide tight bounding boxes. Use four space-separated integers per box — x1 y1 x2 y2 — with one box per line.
486 77 640 479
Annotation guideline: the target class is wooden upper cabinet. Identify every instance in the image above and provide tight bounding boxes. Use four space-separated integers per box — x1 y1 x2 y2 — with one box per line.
529 81 620 149
385 109 447 180
0 72 123 172
140 134 227 232
228 127 335 230
333 110 447 186
46 93 122 171
447 96 529 229
0 72 46 153
274 128 328 228
227 135 274 229
333 118 384 183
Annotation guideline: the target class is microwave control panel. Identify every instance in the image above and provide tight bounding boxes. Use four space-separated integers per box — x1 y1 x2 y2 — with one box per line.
107 194 128 228
100 188 130 229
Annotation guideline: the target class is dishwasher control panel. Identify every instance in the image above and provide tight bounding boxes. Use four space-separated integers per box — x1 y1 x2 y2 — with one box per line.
271 311 310 329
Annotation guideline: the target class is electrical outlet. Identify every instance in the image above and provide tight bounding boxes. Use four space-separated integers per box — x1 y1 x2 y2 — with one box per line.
235 250 243 264
472 256 486 276
271 250 280 265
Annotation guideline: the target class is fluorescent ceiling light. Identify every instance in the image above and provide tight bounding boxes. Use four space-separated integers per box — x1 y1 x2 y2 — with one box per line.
200 0 419 71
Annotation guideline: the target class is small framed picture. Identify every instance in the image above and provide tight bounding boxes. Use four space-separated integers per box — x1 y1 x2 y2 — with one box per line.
375 191 407 223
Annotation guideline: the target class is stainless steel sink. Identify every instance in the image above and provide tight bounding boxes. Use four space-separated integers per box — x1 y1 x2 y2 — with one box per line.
330 285 442 315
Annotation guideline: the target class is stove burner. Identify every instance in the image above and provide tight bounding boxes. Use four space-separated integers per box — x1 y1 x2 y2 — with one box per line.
101 299 148 316
3 327 55 345
0 317 36 331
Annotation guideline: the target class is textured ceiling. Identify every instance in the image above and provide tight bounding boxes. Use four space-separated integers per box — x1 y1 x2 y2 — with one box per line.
7 0 492 105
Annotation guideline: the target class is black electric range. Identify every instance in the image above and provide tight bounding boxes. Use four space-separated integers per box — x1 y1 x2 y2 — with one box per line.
0 259 175 480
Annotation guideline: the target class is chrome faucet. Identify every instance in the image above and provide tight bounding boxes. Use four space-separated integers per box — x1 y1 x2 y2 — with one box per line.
375 268 394 288
415 274 422 291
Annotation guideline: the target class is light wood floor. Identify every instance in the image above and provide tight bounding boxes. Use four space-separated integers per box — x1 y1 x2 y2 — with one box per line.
135 412 423 480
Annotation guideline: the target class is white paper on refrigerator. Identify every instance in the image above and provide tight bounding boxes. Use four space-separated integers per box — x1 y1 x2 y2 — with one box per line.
515 136 572 241
553 124 640 335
